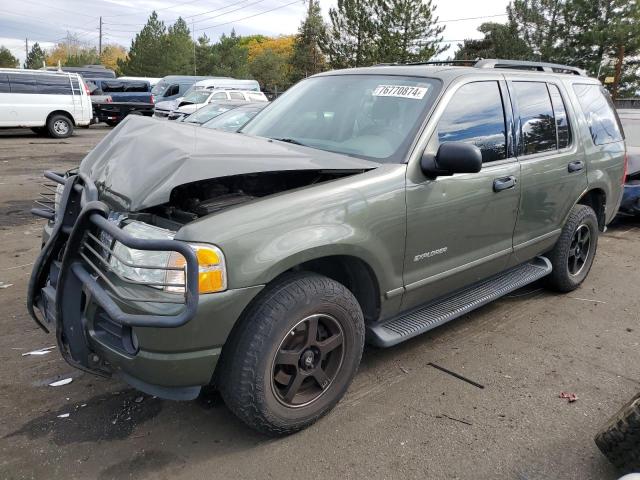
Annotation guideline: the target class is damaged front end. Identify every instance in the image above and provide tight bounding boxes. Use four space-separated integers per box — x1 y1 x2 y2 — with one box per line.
27 171 200 386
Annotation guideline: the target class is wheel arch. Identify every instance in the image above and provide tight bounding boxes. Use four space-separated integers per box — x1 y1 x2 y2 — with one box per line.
576 187 607 230
46 110 76 126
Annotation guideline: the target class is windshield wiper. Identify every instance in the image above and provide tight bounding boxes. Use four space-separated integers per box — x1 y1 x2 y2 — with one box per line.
270 137 307 147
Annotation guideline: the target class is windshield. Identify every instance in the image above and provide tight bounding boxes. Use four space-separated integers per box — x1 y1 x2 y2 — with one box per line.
203 107 263 131
184 103 237 124
182 90 211 104
151 81 168 96
621 116 640 147
242 75 440 162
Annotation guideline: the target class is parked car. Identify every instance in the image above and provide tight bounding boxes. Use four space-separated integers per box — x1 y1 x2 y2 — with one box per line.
168 90 267 120
155 78 264 119
176 101 248 125
28 60 625 436
617 109 640 214
201 103 266 131
151 75 220 106
118 76 162 87
43 65 116 79
85 78 152 104
0 68 92 138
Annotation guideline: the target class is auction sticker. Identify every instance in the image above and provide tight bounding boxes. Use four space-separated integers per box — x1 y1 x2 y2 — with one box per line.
373 85 428 99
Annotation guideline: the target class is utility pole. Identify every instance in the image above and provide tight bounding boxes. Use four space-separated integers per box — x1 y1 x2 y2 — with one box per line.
99 16 103 56
25 38 28 66
192 20 196 75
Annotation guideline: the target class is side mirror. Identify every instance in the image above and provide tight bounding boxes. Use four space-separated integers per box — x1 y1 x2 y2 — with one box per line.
421 142 483 177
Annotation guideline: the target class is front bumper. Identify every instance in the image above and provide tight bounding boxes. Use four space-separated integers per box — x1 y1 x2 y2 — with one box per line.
28 171 263 399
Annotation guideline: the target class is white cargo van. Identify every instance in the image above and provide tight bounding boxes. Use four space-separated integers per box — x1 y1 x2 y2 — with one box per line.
0 68 92 138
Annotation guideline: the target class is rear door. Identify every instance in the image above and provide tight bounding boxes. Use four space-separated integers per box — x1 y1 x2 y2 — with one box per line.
508 79 587 262
402 78 521 310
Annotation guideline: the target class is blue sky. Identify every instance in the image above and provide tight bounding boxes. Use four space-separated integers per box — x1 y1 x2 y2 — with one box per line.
0 0 511 64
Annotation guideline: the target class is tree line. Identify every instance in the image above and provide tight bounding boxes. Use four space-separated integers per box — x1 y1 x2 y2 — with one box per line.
2 0 638 97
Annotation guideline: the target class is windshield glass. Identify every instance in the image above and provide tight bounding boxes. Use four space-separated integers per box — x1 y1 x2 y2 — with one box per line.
203 107 263 131
184 103 236 124
182 90 211 104
242 75 440 162
151 81 168 96
621 116 640 147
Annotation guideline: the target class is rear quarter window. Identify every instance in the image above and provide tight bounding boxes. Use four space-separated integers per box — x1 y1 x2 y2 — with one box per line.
0 73 9 93
572 84 623 145
37 75 72 95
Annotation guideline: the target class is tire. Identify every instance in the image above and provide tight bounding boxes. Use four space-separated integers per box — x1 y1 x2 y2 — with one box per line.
218 272 365 436
545 204 598 292
105 120 119 127
595 393 640 474
46 114 73 138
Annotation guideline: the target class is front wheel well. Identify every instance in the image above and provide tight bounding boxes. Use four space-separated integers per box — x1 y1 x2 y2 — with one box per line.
289 255 381 324
577 188 606 231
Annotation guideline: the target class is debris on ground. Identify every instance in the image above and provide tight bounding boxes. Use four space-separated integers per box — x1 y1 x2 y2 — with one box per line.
57 413 70 419
428 362 485 389
0 282 13 289
49 378 73 387
399 367 409 374
559 392 578 402
22 346 56 356
134 396 144 404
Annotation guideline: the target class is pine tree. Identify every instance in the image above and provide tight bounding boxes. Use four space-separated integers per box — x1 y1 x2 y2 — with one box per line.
507 0 568 61
374 0 446 63
0 46 18 68
165 17 194 75
195 34 215 75
118 12 167 76
24 42 46 69
455 22 532 61
326 0 377 68
211 30 250 78
290 0 327 81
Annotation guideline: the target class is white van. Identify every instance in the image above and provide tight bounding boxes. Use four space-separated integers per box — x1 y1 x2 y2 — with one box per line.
0 68 92 138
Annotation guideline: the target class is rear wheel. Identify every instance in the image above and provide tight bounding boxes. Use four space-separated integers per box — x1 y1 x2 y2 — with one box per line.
219 272 364 436
595 393 640 474
46 114 73 138
545 204 598 292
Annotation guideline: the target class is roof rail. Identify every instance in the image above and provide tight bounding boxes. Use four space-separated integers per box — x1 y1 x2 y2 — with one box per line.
374 59 478 67
474 59 588 76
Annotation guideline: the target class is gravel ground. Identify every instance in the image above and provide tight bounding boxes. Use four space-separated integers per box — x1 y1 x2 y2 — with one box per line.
0 127 638 480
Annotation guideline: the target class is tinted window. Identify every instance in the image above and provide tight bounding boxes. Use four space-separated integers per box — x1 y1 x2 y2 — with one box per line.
437 81 507 162
548 84 571 148
164 84 179 97
8 74 37 93
37 75 72 95
573 84 623 145
0 74 9 93
229 91 244 100
513 82 556 154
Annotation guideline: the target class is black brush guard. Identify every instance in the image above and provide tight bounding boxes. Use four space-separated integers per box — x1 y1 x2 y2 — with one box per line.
27 171 200 375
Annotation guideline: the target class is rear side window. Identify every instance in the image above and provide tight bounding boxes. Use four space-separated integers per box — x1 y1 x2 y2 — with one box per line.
548 84 571 149
37 75 72 95
513 81 557 154
8 74 37 93
165 84 179 97
437 81 507 162
573 84 623 145
0 73 9 93
212 91 228 100
71 78 81 94
229 91 244 100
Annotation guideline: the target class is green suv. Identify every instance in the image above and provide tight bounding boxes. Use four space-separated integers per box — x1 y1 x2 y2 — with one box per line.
28 59 626 435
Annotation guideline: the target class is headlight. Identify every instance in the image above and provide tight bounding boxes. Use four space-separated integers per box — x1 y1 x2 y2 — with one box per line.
109 221 227 294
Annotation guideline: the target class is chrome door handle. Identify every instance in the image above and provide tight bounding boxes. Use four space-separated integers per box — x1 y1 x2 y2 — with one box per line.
493 176 516 192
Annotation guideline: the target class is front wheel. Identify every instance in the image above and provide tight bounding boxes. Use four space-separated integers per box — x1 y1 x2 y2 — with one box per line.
545 204 599 292
218 272 365 436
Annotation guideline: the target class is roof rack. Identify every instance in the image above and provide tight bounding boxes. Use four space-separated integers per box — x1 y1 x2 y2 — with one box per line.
474 59 588 76
375 58 588 76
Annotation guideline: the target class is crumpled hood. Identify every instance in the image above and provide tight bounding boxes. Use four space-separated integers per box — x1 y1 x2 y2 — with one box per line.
154 99 179 112
79 115 379 211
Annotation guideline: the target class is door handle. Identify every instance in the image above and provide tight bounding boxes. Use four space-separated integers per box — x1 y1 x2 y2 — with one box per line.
493 176 517 192
568 160 585 173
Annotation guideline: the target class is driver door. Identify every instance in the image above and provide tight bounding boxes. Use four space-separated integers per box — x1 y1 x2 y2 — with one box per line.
402 79 521 311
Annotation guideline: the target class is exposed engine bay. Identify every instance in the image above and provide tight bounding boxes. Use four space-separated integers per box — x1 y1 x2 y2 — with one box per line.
133 169 366 228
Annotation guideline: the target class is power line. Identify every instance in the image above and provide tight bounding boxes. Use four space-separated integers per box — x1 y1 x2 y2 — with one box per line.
435 13 507 24
102 0 216 18
194 0 302 32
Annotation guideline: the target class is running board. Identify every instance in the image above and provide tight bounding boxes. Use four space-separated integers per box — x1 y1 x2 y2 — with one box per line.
367 256 552 347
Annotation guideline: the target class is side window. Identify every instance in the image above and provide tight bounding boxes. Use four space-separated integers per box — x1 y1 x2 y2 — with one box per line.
164 84 179 97
8 74 37 94
70 78 81 94
437 81 507 162
229 91 244 100
37 75 72 95
513 81 557 154
212 91 228 99
572 84 623 145
0 74 9 93
548 84 571 149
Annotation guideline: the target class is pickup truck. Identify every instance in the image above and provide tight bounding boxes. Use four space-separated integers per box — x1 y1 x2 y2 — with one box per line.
86 78 152 104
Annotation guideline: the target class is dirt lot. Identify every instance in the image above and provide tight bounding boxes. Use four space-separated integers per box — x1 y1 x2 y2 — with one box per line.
0 127 638 480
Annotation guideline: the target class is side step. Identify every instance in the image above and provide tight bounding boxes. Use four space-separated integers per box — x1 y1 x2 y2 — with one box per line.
367 256 552 347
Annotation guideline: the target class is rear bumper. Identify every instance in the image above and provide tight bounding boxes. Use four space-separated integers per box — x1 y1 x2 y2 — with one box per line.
620 181 640 214
28 171 263 399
